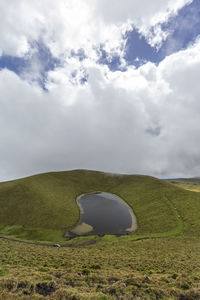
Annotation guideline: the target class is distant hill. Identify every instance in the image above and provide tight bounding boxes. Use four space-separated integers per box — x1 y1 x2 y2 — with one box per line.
0 169 200 242
166 177 200 192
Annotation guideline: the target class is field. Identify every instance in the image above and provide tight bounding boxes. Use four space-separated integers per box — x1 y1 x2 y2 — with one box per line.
0 170 200 299
166 177 200 192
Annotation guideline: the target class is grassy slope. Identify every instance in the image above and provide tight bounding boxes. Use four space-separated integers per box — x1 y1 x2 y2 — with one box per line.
1 170 200 241
1 170 200 298
166 177 200 192
0 237 200 299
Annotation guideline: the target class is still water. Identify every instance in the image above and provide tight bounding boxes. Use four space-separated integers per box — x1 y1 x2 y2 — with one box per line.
69 192 137 236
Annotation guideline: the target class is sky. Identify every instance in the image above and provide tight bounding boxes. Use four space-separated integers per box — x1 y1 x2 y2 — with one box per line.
0 0 200 181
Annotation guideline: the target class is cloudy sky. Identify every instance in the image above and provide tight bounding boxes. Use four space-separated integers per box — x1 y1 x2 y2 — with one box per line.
1 0 200 181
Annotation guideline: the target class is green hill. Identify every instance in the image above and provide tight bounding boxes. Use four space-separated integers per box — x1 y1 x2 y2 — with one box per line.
1 170 200 299
166 177 200 192
1 169 200 242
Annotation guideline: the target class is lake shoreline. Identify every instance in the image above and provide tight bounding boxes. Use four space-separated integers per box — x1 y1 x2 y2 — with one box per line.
67 192 138 237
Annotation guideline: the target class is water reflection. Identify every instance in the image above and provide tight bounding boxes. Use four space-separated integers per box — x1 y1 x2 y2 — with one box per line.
68 192 137 236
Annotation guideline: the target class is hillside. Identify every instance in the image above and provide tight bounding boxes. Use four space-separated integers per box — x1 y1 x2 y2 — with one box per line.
166 177 200 192
1 170 200 299
0 170 200 242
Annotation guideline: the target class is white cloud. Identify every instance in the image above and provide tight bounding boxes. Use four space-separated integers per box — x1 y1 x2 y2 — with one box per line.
94 0 192 48
0 0 192 59
0 0 199 181
0 0 125 60
94 0 192 26
1 38 200 180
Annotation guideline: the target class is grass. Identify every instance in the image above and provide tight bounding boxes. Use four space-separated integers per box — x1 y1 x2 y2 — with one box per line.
166 177 200 192
0 236 200 299
1 169 199 242
1 170 200 298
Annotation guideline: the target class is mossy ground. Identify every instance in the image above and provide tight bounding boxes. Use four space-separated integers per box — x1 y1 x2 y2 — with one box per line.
1 170 200 299
0 236 200 299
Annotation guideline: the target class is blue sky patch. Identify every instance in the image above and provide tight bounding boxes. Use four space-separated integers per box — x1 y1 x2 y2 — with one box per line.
97 45 122 71
70 68 88 85
1 0 199 80
0 55 27 74
71 48 87 62
124 30 158 67
98 0 200 71
124 0 200 68
159 0 200 58
0 42 60 90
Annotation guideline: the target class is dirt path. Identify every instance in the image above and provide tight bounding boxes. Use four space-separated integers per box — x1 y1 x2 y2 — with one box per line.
0 235 101 248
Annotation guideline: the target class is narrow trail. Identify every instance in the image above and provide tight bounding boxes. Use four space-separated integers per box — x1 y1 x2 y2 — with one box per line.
0 235 101 248
163 194 184 236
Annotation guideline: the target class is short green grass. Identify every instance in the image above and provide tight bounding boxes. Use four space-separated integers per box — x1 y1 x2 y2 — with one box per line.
1 170 200 299
1 169 200 242
166 177 200 192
